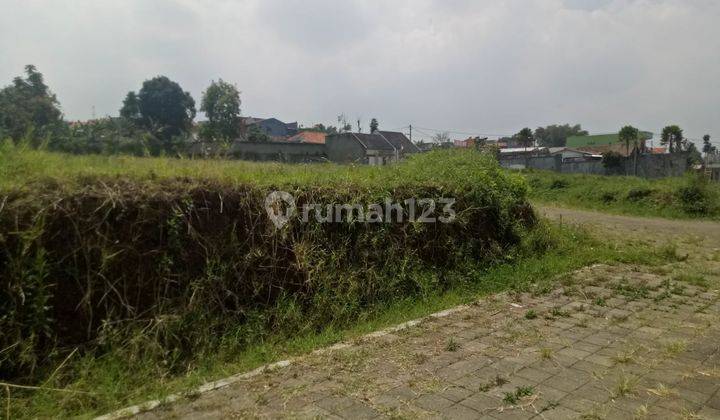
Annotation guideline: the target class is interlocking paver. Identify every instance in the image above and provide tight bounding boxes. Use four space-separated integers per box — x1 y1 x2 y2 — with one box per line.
135 254 720 419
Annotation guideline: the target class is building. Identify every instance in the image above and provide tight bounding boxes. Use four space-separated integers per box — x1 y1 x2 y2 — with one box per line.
548 147 602 162
230 141 326 163
326 131 420 165
287 131 327 144
240 117 299 137
566 132 653 149
498 147 549 158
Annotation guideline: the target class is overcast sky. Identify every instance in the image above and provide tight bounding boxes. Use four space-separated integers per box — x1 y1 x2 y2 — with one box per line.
1 0 718 142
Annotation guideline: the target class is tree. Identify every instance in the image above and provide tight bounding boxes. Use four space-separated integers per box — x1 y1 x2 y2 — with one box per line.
0 65 63 141
337 114 352 133
370 118 379 133
432 132 451 144
200 79 241 144
618 125 639 156
534 124 588 147
702 134 716 155
619 125 640 175
246 125 270 143
661 125 684 154
514 127 534 148
119 91 141 121
130 76 196 140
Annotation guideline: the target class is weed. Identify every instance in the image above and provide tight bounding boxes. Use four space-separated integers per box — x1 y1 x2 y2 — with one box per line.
673 274 709 289
647 383 676 398
479 374 508 392
613 374 639 397
540 348 554 360
445 338 460 352
524 310 538 320
503 385 535 405
594 297 607 307
551 307 570 318
665 340 687 356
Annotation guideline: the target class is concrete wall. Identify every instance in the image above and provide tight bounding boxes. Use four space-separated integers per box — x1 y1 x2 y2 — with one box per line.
624 153 687 178
561 160 605 175
326 134 368 164
500 153 688 178
231 141 326 163
499 155 562 172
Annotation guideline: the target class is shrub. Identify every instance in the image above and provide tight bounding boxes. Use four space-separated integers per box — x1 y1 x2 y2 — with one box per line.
549 179 569 189
626 188 654 201
676 174 713 215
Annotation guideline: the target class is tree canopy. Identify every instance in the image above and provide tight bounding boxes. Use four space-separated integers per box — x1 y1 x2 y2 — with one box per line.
370 118 379 133
534 124 588 147
661 125 684 154
199 79 241 143
0 65 63 141
123 76 196 140
515 127 534 148
702 134 716 155
618 125 640 156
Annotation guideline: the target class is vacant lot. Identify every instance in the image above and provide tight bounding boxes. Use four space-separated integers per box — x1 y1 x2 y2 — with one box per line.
2 147 540 417
128 206 720 419
525 170 720 220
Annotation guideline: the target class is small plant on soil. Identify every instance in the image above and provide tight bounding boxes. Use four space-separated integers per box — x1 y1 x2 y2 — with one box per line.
613 374 639 398
665 340 687 356
503 385 535 405
550 307 570 318
479 374 508 392
445 338 460 352
524 309 537 319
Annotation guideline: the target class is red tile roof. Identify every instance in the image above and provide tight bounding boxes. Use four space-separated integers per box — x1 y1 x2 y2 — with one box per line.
287 131 326 144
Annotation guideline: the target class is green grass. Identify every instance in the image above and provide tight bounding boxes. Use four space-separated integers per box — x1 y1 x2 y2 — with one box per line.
7 221 672 418
0 141 525 194
0 145 679 418
523 170 720 219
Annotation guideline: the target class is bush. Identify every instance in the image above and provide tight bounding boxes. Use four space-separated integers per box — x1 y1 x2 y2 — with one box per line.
626 188 654 201
676 175 713 215
549 179 569 189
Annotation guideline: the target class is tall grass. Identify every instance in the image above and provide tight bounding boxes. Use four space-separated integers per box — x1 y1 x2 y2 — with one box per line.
524 170 720 219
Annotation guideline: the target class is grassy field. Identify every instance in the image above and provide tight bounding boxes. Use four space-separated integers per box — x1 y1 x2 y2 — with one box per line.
523 169 720 220
0 146 688 417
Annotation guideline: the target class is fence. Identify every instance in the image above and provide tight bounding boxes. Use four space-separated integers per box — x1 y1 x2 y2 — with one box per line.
499 153 688 178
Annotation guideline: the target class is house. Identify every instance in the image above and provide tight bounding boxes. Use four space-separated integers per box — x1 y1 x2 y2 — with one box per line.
287 131 326 144
707 154 720 182
498 147 549 158
566 132 653 149
548 147 601 162
575 143 638 158
454 137 487 149
326 131 420 165
240 117 299 137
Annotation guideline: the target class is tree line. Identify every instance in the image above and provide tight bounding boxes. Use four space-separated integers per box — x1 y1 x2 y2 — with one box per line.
0 65 243 156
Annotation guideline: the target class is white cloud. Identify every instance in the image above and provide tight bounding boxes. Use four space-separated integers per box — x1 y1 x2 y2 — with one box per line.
1 0 718 141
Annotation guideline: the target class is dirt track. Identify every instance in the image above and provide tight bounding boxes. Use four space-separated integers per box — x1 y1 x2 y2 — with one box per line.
538 205 720 248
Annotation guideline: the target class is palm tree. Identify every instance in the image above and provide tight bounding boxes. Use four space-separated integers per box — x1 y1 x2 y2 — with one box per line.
661 125 684 154
619 125 639 156
619 125 639 175
515 127 534 151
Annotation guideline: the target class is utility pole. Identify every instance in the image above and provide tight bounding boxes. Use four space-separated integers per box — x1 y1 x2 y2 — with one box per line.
409 124 412 142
